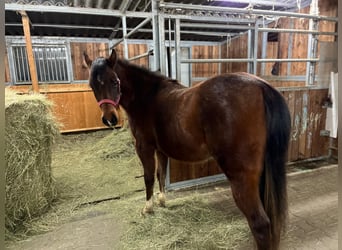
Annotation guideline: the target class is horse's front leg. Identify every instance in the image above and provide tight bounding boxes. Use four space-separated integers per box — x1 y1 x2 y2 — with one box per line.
156 150 168 207
135 142 156 215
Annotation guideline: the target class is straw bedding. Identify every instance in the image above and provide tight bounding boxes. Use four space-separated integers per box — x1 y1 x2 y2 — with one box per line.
5 89 59 237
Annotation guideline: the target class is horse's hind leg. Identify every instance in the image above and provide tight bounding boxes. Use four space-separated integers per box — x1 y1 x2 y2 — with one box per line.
156 150 168 207
229 173 271 250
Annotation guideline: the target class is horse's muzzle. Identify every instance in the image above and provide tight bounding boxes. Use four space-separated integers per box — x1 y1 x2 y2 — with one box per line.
102 115 118 128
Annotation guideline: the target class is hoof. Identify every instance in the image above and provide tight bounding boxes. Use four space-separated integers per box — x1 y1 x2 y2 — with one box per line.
141 199 154 215
157 193 166 207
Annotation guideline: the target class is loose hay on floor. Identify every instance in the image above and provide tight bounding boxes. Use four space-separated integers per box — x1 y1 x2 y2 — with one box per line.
118 194 250 250
5 89 59 239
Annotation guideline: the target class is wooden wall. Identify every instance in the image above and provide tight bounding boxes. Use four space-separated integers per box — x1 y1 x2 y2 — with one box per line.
220 34 248 74
191 45 220 80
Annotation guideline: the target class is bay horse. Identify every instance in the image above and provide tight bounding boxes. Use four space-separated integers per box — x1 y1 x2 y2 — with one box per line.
83 49 291 250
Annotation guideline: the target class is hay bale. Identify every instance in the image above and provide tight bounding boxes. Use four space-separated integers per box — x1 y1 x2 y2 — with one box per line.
5 89 59 236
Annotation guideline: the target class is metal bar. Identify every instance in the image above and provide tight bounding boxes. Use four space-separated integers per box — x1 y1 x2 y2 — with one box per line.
110 17 151 48
160 2 338 22
16 47 23 82
108 26 238 37
158 14 166 74
181 58 319 64
36 47 43 81
180 22 254 30
73 0 79 7
109 21 122 40
85 0 92 8
96 0 104 9
107 0 116 9
261 75 314 82
287 19 294 76
306 0 319 86
258 58 320 63
182 58 253 63
142 1 151 12
119 0 132 12
5 3 152 18
126 17 152 39
128 50 152 61
253 22 259 75
52 48 58 81
259 27 337 36
180 30 237 37
131 0 141 11
66 41 73 82
161 13 254 24
9 23 114 30
175 18 181 81
167 18 172 77
45 47 51 82
210 0 293 8
122 16 128 59
166 174 226 191
260 29 267 75
151 0 160 71
247 28 252 73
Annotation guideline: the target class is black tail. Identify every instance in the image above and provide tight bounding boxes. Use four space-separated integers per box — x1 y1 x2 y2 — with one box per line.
260 83 291 249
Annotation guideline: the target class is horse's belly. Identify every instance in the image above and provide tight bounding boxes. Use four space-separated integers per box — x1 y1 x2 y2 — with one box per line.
158 140 211 162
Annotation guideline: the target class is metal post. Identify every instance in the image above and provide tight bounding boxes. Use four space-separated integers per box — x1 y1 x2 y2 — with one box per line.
247 29 251 73
122 15 129 59
175 18 181 81
151 0 160 71
158 14 166 74
253 21 259 75
260 30 267 76
306 0 319 85
167 18 173 77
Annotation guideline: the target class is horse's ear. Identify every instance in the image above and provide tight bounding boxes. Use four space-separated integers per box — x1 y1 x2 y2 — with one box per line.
107 49 117 68
83 51 92 68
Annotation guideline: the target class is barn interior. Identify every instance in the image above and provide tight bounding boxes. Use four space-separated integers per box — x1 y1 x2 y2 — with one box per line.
4 1 339 249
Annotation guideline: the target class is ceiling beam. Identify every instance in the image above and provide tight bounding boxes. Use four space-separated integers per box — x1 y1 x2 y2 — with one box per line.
85 0 92 8
160 2 338 22
119 0 133 13
97 0 104 9
107 0 116 9
208 0 293 8
6 23 115 30
73 0 80 7
5 3 152 18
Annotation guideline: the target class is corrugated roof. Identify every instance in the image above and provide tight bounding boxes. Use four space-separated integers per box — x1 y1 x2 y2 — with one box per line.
5 0 313 42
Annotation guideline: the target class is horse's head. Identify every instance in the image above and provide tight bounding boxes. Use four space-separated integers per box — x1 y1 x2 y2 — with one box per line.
83 50 121 128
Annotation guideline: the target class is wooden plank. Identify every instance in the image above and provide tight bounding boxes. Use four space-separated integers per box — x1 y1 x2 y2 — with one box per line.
285 90 296 161
20 11 39 93
5 50 10 82
46 90 106 132
298 90 309 158
310 89 329 157
280 91 292 160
